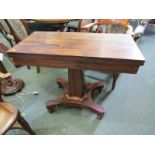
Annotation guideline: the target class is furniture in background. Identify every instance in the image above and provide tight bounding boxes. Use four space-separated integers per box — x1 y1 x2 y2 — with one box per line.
83 19 134 90
0 72 35 135
67 19 95 32
0 43 24 95
133 19 151 43
87 19 133 32
29 19 73 32
148 19 155 24
7 32 145 119
0 19 40 73
25 20 60 32
0 20 14 47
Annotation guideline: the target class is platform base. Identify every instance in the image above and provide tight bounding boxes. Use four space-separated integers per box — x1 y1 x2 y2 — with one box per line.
46 78 105 119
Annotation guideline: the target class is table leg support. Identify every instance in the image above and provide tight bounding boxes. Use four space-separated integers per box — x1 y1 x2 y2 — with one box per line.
46 95 105 119
46 72 105 119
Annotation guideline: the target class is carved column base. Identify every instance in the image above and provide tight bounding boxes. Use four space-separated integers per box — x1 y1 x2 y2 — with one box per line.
46 78 105 119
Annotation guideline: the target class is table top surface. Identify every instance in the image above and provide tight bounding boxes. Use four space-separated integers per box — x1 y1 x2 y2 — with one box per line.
8 32 145 63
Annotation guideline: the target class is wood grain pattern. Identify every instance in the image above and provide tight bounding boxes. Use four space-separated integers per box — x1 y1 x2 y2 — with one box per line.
7 32 145 73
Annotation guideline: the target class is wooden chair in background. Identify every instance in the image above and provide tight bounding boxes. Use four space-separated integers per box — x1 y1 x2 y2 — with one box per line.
0 19 40 73
84 19 134 90
0 72 35 135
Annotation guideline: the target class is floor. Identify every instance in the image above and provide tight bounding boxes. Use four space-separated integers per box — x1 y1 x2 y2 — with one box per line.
1 24 155 135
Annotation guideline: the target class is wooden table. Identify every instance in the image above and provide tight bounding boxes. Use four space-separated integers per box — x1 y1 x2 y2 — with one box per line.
30 19 73 31
7 32 145 119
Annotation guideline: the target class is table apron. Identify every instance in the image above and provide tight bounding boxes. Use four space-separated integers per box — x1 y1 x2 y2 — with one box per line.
9 54 143 74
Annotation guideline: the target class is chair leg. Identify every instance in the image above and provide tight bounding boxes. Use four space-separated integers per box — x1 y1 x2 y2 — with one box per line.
112 72 119 90
27 66 40 73
17 113 36 135
67 27 71 32
36 66 40 73
27 65 31 69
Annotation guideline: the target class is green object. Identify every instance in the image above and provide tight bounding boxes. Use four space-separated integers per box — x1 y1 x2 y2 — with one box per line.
28 22 60 32
67 20 79 29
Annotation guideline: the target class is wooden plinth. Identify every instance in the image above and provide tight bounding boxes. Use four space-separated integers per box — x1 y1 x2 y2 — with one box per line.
46 69 105 119
1 78 24 95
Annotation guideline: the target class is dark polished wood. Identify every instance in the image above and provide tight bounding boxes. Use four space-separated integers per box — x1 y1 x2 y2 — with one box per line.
7 32 145 118
47 69 105 118
1 78 24 95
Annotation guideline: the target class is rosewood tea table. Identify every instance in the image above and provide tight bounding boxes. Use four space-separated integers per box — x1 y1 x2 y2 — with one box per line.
7 32 145 119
